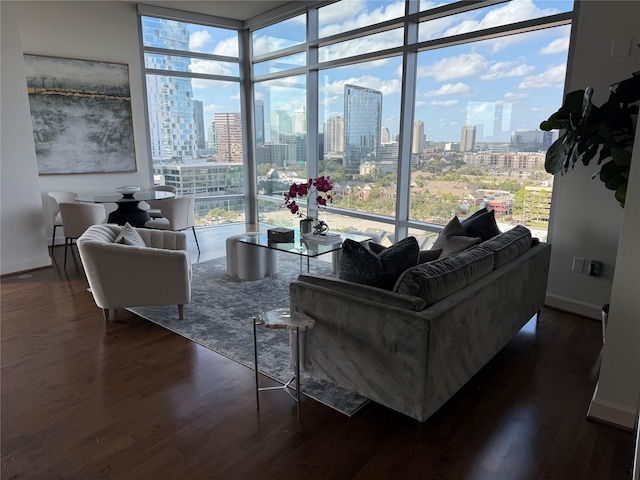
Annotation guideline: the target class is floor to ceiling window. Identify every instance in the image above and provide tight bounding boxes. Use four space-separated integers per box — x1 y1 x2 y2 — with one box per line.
140 0 573 241
140 11 246 225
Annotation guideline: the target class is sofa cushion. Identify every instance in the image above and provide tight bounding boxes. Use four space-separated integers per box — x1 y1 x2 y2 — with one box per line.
369 241 442 264
394 246 494 306
432 216 482 257
480 225 532 268
114 222 147 247
461 208 501 241
418 248 443 264
339 236 419 290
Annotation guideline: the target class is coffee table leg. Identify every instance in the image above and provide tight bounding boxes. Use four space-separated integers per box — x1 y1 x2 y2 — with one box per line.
253 317 260 411
295 326 301 420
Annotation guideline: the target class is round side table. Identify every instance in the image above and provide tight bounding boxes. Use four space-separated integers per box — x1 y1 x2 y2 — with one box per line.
253 308 315 420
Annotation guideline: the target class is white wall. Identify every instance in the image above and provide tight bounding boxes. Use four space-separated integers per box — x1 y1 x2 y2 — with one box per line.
553 1 640 431
546 1 639 320
14 1 153 261
1 2 51 274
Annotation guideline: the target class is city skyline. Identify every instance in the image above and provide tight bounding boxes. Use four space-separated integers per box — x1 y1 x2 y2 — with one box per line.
175 0 571 144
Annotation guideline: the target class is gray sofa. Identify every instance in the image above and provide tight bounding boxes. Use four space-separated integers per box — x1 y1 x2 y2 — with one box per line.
289 227 551 422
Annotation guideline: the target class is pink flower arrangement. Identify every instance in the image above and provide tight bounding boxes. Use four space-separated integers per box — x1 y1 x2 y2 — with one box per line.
284 176 333 218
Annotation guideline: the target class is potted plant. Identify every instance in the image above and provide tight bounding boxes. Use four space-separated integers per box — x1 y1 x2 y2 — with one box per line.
540 72 640 207
283 176 334 233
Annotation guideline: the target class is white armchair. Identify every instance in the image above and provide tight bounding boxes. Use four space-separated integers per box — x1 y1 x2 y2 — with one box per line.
77 224 192 321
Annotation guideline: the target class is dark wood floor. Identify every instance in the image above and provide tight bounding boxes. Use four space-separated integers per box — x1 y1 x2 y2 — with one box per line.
1 225 634 479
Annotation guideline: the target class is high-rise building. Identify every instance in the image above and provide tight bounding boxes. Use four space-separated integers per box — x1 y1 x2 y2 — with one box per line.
255 99 265 145
215 113 243 162
292 105 306 134
344 84 382 172
511 129 543 152
193 100 205 150
142 17 196 163
380 126 391 143
270 110 292 142
460 125 476 152
324 116 344 153
207 121 216 149
412 120 425 155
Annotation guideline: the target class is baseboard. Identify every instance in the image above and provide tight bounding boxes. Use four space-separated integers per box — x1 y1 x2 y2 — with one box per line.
1 257 53 277
587 385 638 430
545 293 602 320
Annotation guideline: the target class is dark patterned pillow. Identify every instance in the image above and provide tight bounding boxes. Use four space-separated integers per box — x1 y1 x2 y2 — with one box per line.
369 241 442 264
461 208 501 241
432 216 481 257
339 236 419 290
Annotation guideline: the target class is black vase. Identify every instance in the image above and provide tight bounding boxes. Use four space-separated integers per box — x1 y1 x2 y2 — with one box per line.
299 218 313 234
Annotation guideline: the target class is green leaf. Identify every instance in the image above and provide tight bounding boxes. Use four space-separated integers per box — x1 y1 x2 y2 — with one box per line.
615 181 627 207
544 138 568 174
611 147 632 166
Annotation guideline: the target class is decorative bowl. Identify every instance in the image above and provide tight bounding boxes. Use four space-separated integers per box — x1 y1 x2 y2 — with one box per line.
116 185 141 195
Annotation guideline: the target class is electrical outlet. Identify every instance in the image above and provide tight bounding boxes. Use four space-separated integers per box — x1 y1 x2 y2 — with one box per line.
589 261 602 277
572 256 584 273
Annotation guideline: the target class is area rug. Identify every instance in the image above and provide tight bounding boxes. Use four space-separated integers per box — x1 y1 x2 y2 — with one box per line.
128 253 369 417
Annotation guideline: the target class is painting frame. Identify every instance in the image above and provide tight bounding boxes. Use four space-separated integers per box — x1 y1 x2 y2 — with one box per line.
23 54 137 175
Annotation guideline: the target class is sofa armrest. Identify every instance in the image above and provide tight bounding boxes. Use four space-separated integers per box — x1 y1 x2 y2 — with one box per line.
296 274 426 311
77 241 191 309
136 228 188 250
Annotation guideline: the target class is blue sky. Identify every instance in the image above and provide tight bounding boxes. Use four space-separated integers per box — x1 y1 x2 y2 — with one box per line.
184 0 573 143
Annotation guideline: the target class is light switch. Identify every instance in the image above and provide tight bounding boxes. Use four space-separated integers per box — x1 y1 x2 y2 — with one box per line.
611 37 633 58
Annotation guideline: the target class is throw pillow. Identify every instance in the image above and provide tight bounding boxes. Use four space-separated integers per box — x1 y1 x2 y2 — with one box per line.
114 222 147 247
418 248 443 264
369 241 442 264
394 246 495 307
432 216 481 257
461 208 501 241
339 236 419 290
480 225 532 268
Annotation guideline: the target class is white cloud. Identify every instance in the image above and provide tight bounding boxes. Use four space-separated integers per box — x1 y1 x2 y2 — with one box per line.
540 36 570 55
320 30 404 63
190 61 234 85
321 75 402 96
213 37 239 57
518 64 566 89
319 0 405 38
430 100 459 106
189 31 211 52
444 0 561 37
419 53 488 81
504 92 529 101
425 83 472 96
480 61 535 80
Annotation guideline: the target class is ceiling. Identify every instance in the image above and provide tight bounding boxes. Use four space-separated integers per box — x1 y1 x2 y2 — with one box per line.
138 0 300 22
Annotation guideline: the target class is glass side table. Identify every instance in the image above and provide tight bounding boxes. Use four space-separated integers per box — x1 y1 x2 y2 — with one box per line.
252 308 315 420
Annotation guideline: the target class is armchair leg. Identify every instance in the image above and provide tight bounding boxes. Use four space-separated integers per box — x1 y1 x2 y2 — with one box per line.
102 308 110 322
192 226 201 254
63 238 70 270
51 225 58 255
178 304 184 320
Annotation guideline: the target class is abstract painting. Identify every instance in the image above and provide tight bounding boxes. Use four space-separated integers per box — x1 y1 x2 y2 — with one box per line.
23 55 136 174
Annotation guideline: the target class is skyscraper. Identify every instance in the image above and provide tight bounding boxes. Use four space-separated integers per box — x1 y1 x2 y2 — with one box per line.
193 100 205 150
380 126 391 143
460 125 477 152
324 116 344 153
412 120 425 155
292 105 306 134
142 17 196 163
215 113 243 162
344 84 382 173
255 99 265 145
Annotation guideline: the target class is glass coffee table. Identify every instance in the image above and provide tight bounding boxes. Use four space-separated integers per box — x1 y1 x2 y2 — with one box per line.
238 230 371 275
